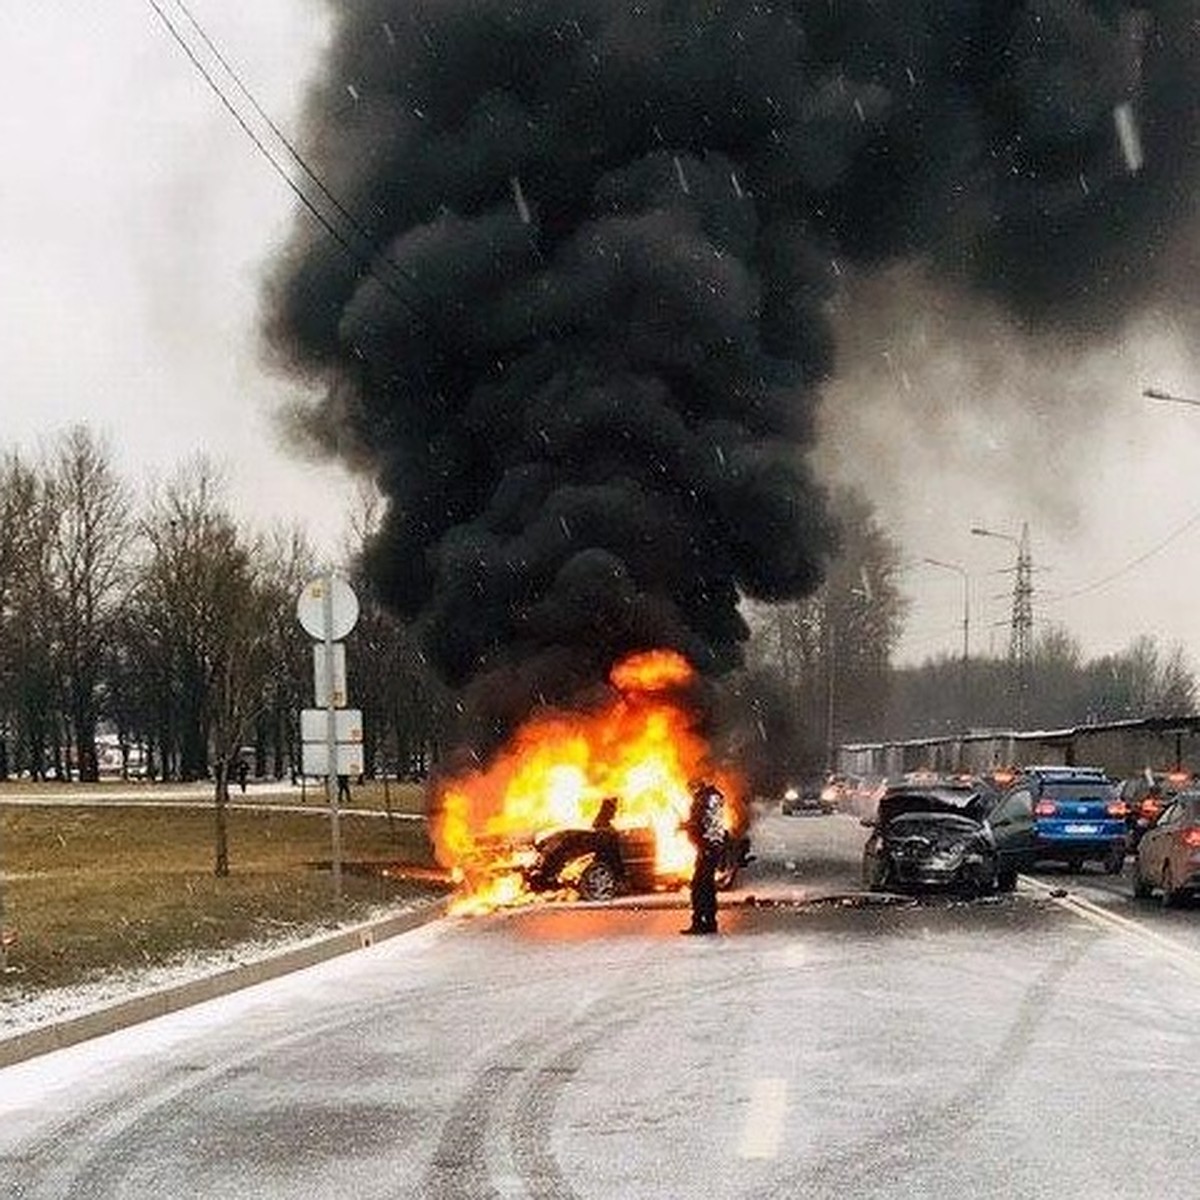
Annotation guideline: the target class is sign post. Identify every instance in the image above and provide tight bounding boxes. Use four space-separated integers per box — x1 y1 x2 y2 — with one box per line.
297 572 360 901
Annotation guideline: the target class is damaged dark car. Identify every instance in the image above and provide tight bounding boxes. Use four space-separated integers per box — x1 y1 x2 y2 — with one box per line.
520 797 753 901
861 783 998 896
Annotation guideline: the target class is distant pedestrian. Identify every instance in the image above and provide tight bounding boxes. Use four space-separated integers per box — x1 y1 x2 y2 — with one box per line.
337 773 351 804
681 779 726 935
236 760 249 794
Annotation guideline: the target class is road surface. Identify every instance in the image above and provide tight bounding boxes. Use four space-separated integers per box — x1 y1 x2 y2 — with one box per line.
2 809 1198 1199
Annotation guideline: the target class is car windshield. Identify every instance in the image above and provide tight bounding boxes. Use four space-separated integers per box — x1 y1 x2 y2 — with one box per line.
1043 783 1115 801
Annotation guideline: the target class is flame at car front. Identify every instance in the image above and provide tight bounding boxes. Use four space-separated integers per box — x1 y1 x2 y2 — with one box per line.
432 650 743 914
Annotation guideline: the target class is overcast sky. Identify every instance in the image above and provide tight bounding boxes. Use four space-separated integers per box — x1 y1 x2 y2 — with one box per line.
5 1 1200 671
2 0 353 558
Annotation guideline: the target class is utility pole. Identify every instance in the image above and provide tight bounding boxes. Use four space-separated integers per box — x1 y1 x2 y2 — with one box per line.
1010 523 1033 724
971 523 1034 728
825 615 837 775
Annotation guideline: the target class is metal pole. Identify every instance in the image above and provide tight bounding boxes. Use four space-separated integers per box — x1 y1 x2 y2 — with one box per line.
924 558 970 727
323 571 342 901
825 614 836 774
961 580 969 714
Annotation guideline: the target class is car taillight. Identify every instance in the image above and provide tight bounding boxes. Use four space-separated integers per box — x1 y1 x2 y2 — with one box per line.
1141 798 1161 818
1182 828 1200 849
1034 800 1057 817
1107 800 1128 818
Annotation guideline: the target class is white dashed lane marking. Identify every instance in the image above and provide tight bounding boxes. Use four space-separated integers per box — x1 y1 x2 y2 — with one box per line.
738 1077 788 1159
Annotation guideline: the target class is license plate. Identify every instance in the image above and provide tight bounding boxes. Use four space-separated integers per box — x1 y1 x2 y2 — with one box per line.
1064 823 1099 835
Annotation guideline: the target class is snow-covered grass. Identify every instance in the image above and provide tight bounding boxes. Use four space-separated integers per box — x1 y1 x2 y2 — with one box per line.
0 801 448 1040
0 899 438 1040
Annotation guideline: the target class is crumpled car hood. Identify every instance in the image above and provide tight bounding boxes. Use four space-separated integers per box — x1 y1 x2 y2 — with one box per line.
881 813 986 851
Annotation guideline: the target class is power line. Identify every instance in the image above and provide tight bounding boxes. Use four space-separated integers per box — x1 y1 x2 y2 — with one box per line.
1041 506 1200 607
167 0 437 310
144 0 433 326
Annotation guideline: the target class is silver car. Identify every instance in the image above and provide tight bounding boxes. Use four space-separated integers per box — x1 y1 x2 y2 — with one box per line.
1132 791 1200 907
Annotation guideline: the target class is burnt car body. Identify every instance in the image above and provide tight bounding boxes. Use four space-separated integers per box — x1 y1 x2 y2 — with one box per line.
862 784 998 895
521 824 752 901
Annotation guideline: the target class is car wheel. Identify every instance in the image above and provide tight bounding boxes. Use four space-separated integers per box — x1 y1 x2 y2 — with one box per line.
1161 864 1180 910
1104 848 1125 875
984 861 1000 894
1132 866 1152 900
577 859 619 902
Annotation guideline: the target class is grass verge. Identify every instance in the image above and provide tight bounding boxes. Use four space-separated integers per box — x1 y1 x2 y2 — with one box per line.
0 802 448 997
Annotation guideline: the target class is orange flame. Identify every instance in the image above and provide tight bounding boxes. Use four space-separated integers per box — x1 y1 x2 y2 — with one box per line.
432 650 744 913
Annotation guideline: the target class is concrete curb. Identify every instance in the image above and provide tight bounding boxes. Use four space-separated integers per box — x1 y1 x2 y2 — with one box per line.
0 898 448 1070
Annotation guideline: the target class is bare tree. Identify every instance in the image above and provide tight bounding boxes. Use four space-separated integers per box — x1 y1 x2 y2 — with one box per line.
43 428 132 781
256 525 317 781
0 452 56 779
133 460 275 873
344 483 452 780
746 486 908 762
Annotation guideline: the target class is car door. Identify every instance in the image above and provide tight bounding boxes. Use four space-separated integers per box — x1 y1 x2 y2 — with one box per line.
988 787 1035 869
1139 799 1180 883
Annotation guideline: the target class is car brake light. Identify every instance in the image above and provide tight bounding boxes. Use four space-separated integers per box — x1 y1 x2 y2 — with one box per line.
1034 799 1057 817
1107 800 1128 818
1182 828 1200 849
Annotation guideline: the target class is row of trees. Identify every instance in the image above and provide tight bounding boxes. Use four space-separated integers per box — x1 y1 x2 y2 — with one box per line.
743 488 1199 771
4 426 1193 814
0 429 452 832
885 630 1196 740
743 487 910 771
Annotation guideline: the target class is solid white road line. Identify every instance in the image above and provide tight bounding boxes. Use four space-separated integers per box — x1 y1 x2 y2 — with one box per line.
1020 875 1200 980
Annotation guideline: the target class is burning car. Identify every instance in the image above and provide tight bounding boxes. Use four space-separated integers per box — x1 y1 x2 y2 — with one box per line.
861 783 998 896
517 796 752 901
433 650 756 913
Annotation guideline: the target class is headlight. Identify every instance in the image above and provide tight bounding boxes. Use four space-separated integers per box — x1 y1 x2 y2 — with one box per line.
783 787 799 802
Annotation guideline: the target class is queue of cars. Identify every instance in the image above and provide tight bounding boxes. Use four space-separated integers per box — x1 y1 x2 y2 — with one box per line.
851 765 1200 905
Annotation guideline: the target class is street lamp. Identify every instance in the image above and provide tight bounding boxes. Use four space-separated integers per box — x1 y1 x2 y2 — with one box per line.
1143 387 1200 408
824 580 870 775
924 557 969 724
969 525 1017 547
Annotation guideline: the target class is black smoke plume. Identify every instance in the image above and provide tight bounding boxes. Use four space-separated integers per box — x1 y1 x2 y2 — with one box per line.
263 0 1200 749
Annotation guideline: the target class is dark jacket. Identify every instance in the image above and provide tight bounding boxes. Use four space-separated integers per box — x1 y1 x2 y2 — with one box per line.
685 785 726 850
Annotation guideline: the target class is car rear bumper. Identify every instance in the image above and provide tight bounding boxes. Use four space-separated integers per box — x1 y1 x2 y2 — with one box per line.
1032 834 1125 863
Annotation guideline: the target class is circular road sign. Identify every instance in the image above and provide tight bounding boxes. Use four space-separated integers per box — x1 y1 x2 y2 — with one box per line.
296 574 359 641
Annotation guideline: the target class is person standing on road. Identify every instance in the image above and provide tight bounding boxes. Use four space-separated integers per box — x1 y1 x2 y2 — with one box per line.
681 780 726 935
337 773 352 804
